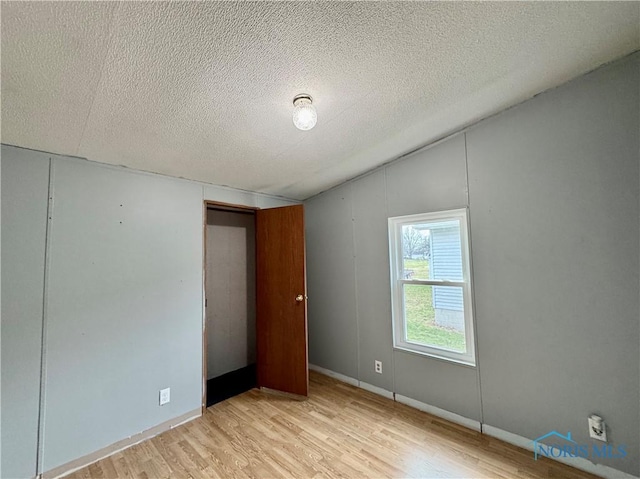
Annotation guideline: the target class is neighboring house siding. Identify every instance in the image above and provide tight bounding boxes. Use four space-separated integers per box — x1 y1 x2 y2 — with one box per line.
431 225 464 312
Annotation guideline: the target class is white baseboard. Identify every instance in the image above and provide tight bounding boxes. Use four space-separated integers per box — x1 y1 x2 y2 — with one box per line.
483 425 638 479
42 408 201 479
308 364 394 399
309 364 359 386
395 394 481 432
310 365 637 478
359 380 394 399
309 364 479 431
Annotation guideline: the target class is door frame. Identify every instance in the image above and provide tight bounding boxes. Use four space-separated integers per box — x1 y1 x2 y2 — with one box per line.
202 200 259 413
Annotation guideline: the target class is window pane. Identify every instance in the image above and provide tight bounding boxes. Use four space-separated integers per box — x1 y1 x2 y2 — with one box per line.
402 220 462 281
403 284 466 353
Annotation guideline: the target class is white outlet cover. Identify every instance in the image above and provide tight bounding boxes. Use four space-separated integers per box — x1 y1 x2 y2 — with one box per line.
160 387 170 406
588 416 607 442
374 360 383 374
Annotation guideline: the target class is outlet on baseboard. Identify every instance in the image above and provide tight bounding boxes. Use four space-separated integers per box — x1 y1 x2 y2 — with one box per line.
374 360 383 374
160 387 171 406
588 414 607 442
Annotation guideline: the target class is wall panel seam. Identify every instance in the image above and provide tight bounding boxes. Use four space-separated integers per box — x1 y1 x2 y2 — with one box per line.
463 132 485 426
350 183 361 383
35 158 54 475
384 166 397 394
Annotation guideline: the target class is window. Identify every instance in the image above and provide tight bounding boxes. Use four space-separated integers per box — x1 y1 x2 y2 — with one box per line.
388 209 476 366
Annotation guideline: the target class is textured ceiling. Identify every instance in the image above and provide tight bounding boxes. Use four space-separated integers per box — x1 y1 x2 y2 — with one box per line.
2 2 639 200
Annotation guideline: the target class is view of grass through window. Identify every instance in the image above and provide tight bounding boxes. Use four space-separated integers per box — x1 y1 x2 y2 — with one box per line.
403 259 466 352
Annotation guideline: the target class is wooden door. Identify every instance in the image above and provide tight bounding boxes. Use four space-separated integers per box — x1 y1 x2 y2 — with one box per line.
256 204 308 397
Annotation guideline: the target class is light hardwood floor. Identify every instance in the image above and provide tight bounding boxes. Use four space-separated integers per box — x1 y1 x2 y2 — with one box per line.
64 372 599 479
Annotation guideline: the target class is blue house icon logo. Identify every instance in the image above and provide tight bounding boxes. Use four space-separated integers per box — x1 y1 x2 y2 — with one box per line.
531 431 576 460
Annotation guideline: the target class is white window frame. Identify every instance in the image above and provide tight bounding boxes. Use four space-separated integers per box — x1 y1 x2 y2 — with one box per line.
388 208 476 366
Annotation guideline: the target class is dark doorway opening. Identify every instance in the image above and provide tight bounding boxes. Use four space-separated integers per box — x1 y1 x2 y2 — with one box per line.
204 206 257 408
206 364 256 407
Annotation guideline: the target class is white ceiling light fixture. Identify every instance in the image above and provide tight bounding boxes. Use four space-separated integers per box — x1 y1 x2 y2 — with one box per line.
292 94 317 131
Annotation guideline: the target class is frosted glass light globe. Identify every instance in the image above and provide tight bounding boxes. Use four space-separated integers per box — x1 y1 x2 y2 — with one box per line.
292 95 317 131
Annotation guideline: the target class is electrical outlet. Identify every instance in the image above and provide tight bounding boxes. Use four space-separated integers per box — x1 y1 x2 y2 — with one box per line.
374 360 383 374
159 387 170 406
588 415 607 442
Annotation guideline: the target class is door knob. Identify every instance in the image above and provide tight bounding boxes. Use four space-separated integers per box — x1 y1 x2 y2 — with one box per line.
295 294 305 302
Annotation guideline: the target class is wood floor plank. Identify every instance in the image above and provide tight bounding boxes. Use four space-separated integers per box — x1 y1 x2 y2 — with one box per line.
62 371 601 479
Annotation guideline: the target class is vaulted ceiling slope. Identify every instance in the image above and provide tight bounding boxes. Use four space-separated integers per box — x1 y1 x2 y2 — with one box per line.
2 2 638 200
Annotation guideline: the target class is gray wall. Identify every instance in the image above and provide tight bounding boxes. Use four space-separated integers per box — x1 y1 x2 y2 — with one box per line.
468 53 639 475
306 134 482 420
206 210 256 379
0 146 2 477
305 53 639 475
306 183 359 379
1 146 297 477
42 157 204 471
1 147 50 479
